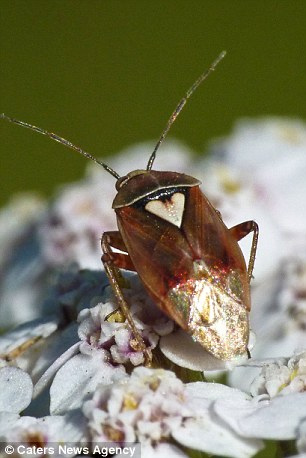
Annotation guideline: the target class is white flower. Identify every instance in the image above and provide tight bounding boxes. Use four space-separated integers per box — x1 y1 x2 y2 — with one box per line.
224 353 306 443
214 117 306 232
39 182 115 270
249 251 306 361
77 280 171 366
2 411 86 457
3 118 306 457
229 244 306 391
250 351 306 397
29 267 256 418
44 275 177 414
32 272 172 415
9 261 257 420
213 389 306 442
83 367 262 458
49 349 125 415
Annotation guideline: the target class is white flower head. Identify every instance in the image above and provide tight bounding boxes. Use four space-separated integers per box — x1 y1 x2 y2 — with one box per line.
84 367 191 445
84 367 261 458
39 181 116 270
78 276 174 366
77 273 251 371
278 253 306 336
213 117 306 234
250 351 306 398
249 249 306 362
3 412 86 457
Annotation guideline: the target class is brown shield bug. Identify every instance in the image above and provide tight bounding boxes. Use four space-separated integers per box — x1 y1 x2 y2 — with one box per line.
1 51 258 365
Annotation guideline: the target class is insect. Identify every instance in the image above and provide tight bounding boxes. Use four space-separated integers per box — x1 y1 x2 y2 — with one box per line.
1 51 258 365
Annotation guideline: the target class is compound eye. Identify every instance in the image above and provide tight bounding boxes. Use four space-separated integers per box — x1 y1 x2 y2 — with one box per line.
115 175 129 191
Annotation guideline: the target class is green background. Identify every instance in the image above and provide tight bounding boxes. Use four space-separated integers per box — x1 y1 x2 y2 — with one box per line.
1 1 306 206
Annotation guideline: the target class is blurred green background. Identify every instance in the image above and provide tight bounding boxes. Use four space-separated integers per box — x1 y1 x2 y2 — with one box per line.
1 0 306 207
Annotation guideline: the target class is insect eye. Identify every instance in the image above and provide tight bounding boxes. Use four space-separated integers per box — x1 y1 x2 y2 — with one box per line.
115 176 129 190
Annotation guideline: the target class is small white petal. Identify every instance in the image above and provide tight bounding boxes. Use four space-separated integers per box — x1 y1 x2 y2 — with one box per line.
0 367 33 413
186 382 253 420
173 417 263 458
239 393 306 439
33 342 80 397
32 323 79 381
50 353 125 414
186 381 250 402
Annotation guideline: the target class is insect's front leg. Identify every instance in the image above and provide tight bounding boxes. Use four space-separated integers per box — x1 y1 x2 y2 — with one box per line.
230 221 259 282
101 231 152 366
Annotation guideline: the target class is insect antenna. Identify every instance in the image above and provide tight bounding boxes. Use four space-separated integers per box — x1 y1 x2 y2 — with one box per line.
146 50 227 171
1 113 120 180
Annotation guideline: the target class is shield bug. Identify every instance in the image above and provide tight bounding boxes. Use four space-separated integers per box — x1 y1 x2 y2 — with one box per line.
1 51 258 365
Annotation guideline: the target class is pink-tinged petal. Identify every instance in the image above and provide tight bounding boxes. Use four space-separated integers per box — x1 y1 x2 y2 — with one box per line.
173 417 263 458
160 329 248 371
50 352 126 415
238 393 306 439
0 367 33 413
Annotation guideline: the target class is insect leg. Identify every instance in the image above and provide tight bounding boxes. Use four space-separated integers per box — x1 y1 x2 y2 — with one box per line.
101 231 152 366
102 230 129 252
229 221 259 282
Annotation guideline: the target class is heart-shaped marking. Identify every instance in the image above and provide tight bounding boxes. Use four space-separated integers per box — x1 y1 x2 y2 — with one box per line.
145 192 185 228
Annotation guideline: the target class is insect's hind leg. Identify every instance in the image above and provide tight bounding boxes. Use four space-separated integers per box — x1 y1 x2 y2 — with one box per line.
101 231 152 366
229 221 259 282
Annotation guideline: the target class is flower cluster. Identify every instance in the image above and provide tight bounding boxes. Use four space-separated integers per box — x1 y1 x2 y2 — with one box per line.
1 118 306 457
250 351 306 398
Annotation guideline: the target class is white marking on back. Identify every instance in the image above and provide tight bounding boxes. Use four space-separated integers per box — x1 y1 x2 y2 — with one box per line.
145 192 185 227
